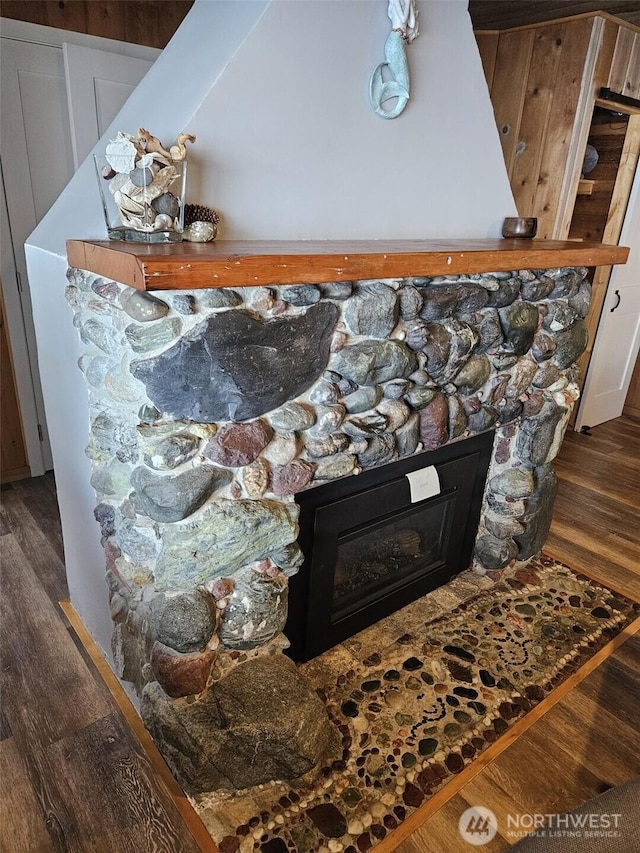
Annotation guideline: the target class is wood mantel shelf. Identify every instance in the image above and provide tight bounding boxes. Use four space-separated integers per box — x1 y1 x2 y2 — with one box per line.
66 239 629 291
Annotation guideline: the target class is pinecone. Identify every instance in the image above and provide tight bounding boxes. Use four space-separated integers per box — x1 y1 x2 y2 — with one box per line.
184 204 220 227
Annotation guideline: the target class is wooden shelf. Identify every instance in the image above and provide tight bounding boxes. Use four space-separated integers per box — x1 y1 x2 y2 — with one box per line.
66 238 629 292
577 179 595 196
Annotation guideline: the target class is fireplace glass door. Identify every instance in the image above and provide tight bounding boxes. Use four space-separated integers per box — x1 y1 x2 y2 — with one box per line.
332 494 453 624
286 431 494 661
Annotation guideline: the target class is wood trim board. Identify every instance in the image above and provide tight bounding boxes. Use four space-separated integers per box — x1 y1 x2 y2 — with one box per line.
66 239 630 291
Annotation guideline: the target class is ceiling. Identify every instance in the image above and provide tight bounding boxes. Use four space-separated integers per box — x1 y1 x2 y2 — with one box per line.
468 1 640 30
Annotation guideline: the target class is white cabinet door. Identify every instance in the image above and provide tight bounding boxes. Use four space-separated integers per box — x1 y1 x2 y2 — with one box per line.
64 43 154 169
575 165 640 431
0 25 158 474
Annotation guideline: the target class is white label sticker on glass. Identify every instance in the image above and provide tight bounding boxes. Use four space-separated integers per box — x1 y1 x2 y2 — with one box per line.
405 466 441 503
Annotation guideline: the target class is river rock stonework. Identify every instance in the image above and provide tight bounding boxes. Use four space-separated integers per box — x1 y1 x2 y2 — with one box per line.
66 263 589 793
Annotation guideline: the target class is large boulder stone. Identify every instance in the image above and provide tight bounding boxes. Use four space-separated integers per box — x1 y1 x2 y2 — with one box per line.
474 534 518 570
498 302 539 355
151 642 215 698
418 392 449 450
150 590 218 653
427 319 479 383
131 303 339 423
516 401 568 467
125 318 182 353
546 267 586 299
131 465 231 523
452 354 491 394
330 340 416 385
218 569 288 649
140 655 341 793
420 283 488 320
280 284 321 306
141 431 201 471
514 465 558 560
120 288 169 322
204 420 273 467
520 276 554 302
344 282 398 337
553 319 588 369
486 277 521 308
154 499 299 591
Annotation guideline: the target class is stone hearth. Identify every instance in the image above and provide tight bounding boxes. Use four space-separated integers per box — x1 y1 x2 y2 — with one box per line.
65 260 591 793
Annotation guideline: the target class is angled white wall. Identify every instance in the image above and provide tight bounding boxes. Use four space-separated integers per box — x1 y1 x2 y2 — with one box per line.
189 0 515 239
26 0 516 658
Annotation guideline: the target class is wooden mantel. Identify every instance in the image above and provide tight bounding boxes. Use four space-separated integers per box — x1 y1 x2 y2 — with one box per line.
66 239 629 291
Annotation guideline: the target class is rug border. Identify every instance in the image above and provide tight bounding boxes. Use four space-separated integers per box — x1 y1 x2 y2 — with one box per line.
60 558 640 853
375 612 640 852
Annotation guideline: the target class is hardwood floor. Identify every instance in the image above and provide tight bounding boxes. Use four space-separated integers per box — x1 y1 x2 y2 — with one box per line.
0 476 201 852
0 416 638 852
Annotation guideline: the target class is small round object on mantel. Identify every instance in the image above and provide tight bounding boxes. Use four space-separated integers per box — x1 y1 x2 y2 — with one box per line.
502 217 537 238
183 203 220 242
183 221 217 242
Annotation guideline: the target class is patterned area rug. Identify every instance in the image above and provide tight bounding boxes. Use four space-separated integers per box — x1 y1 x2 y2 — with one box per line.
192 556 640 853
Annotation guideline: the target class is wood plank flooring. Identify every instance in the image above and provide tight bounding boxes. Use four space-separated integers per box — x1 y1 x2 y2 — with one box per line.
0 416 638 852
0 476 201 852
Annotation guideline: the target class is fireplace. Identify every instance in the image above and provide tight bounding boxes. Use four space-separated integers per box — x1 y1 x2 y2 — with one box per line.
62 236 629 794
287 431 493 660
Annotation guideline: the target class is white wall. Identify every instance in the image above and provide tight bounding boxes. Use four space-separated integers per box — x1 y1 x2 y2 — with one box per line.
189 0 515 239
26 0 516 658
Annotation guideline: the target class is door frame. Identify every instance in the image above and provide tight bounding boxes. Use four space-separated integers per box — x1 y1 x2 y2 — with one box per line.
0 18 158 476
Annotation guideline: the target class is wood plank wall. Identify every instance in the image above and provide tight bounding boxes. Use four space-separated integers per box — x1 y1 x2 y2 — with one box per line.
0 1 194 49
485 17 596 239
476 14 640 240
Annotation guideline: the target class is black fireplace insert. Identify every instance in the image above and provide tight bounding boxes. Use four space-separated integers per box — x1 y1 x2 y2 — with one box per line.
286 431 494 661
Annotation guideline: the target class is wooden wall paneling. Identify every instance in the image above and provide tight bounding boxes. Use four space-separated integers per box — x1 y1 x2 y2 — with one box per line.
469 2 640 30
593 19 621 87
0 0 194 48
569 111 629 241
488 29 535 178
535 17 597 238
84 1 129 44
608 24 638 95
623 353 640 418
623 32 640 99
510 22 567 219
474 31 500 90
601 113 640 243
114 0 194 49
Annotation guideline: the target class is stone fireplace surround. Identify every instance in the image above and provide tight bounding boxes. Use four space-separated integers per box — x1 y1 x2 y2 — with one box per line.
64 238 626 795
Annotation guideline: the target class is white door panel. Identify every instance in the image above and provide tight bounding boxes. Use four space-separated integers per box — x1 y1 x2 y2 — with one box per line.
1 26 159 474
1 39 72 473
63 43 155 169
576 165 640 430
